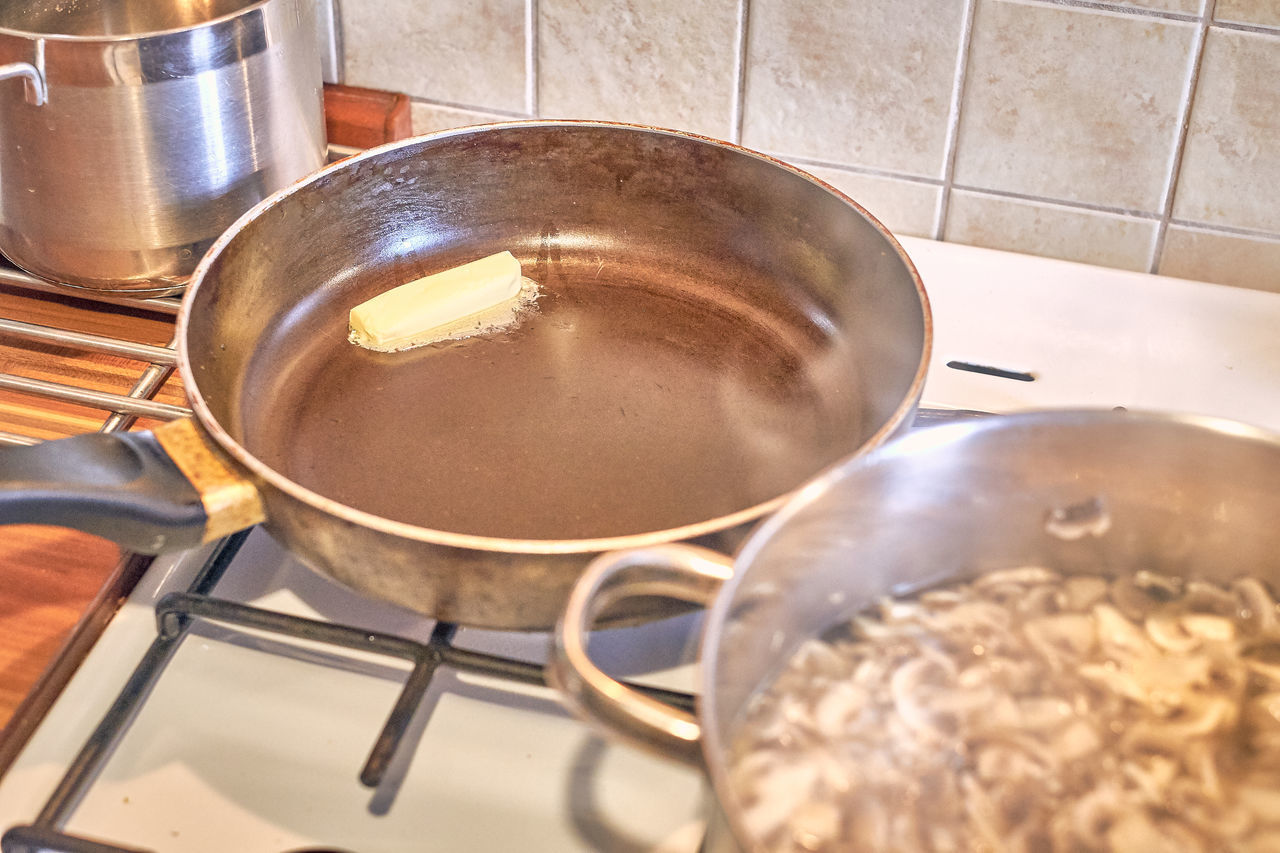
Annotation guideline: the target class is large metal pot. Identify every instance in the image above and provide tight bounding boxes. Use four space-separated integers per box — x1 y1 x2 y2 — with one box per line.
0 122 930 629
549 409 1280 849
0 0 327 294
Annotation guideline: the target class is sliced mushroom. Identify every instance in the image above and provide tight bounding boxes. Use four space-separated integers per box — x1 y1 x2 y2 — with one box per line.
1063 575 1110 611
1106 810 1198 853
972 566 1061 589
1245 692 1280 731
1145 611 1202 654
1184 580 1239 617
1133 570 1184 601
1236 786 1280 824
1093 603 1157 660
1024 613 1097 664
1181 614 1237 644
1111 574 1169 620
1235 577 1280 635
727 569 1280 853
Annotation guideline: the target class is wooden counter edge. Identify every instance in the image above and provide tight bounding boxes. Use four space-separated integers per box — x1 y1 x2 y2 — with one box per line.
324 83 414 150
0 551 153 777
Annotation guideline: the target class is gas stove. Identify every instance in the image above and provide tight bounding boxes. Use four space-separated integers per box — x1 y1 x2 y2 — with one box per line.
1 235 1278 852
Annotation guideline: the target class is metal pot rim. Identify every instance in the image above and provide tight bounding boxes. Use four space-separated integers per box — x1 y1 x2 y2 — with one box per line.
694 407 1280 852
0 0 275 42
176 119 933 555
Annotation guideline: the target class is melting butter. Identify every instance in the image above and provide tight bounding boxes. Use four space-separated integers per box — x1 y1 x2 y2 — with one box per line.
348 250 535 352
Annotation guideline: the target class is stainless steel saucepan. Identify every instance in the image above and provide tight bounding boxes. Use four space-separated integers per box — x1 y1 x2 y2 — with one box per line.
549 409 1280 849
0 0 327 294
0 122 931 629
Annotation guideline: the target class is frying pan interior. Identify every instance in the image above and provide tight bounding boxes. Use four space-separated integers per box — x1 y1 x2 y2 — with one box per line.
184 123 928 542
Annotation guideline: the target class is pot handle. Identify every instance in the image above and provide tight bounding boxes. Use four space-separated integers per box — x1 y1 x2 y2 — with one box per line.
548 543 734 768
0 61 47 106
0 418 265 553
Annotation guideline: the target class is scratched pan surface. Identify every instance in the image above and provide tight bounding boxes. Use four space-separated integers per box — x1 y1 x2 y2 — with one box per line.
179 122 931 628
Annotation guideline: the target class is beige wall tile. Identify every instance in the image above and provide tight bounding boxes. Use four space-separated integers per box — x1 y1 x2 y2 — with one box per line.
741 0 966 177
537 0 740 139
1173 28 1280 232
944 190 1159 271
411 102 514 135
331 0 1280 294
1216 1 1280 28
801 165 941 238
342 0 528 113
953 1 1195 212
1160 226 1280 293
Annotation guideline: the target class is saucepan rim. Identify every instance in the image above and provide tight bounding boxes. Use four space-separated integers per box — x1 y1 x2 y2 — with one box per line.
693 407 1280 851
0 0 278 41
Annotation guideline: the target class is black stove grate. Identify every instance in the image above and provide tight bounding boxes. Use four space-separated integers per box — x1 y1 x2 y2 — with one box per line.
0 531 693 853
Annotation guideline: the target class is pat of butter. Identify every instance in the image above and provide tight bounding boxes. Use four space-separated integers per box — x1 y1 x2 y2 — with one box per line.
349 251 524 352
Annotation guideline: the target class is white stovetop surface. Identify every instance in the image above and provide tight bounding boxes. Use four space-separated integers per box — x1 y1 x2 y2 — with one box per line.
1 237 1278 852
901 236 1280 429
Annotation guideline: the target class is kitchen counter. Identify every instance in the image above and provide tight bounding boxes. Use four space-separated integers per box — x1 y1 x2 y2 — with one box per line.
3 224 1280 852
0 83 413 739
5 123 1279 775
0 285 183 733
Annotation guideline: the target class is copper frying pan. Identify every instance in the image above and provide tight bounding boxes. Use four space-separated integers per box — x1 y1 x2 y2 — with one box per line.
0 122 931 629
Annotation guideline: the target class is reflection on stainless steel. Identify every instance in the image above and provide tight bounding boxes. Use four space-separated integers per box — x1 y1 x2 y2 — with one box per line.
0 318 176 364
552 410 1280 853
0 265 182 315
174 122 930 629
2 0 273 36
100 361 179 434
0 62 43 106
0 0 327 293
911 406 991 427
0 373 189 421
0 271 187 446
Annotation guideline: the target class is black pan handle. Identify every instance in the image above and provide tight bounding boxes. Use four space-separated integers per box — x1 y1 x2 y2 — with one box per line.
0 420 264 554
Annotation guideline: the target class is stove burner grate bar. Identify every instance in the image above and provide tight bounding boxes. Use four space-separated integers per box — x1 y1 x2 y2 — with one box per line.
0 374 188 423
1 824 150 853
0 319 178 364
0 271 189 447
1 530 695 853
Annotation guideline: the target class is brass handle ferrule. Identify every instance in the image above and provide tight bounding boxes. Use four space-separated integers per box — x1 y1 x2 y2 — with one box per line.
153 418 265 541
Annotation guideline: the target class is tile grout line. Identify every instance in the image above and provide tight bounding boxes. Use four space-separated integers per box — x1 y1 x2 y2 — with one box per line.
934 0 980 241
730 0 751 145
787 157 946 186
1033 0 1280 34
1212 19 1280 36
1168 218 1280 242
526 0 539 116
405 95 531 120
950 184 1165 219
1033 0 1198 23
1149 0 1216 274
741 154 1280 242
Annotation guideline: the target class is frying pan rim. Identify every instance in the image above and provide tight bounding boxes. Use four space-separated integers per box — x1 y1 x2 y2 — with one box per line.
175 119 933 554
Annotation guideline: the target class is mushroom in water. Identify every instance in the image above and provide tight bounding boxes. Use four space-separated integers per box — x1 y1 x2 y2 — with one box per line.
727 568 1280 852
